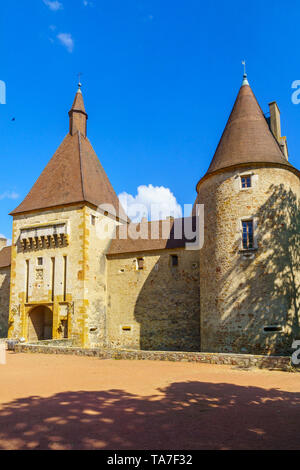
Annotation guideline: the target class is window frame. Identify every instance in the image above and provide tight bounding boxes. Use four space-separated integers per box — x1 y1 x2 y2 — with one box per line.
240 174 252 190
241 219 255 251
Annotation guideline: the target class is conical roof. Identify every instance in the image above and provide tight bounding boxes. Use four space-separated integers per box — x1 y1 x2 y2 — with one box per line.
11 88 128 222
205 81 293 176
69 86 87 114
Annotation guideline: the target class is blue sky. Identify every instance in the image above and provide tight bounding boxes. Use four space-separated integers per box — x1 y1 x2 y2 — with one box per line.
0 0 299 240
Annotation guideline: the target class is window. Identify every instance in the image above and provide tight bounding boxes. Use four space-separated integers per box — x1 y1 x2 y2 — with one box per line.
241 175 252 188
171 254 179 267
37 257 43 266
242 220 254 250
91 215 96 226
137 258 144 270
122 326 132 332
264 326 283 333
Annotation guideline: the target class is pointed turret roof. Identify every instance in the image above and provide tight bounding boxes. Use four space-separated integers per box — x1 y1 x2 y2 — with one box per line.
70 83 87 114
204 76 294 177
11 87 128 222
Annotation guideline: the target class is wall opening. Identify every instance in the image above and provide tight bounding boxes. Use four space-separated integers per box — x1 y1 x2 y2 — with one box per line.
264 325 283 333
28 305 53 342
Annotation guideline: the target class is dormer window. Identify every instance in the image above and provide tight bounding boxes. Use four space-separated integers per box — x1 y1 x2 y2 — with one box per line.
241 175 252 188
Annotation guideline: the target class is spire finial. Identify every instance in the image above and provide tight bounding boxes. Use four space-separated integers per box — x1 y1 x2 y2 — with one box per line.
242 60 246 76
241 60 249 86
77 72 83 93
69 76 88 136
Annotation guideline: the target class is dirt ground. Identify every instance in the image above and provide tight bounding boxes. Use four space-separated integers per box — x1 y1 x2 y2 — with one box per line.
0 352 299 450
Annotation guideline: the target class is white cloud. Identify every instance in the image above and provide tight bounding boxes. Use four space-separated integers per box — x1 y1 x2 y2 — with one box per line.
83 0 93 6
57 33 74 53
119 184 182 223
0 191 19 201
43 0 63 11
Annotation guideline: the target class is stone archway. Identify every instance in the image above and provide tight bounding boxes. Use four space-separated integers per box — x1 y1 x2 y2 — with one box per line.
28 306 53 342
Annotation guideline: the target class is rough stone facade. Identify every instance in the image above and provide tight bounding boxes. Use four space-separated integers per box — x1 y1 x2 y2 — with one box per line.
106 249 200 351
8 205 119 348
197 166 300 355
0 266 10 337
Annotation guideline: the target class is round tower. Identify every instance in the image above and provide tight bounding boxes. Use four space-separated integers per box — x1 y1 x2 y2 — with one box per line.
196 75 300 355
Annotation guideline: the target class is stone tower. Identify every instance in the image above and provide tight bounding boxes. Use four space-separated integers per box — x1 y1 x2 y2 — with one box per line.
196 74 300 355
8 85 127 348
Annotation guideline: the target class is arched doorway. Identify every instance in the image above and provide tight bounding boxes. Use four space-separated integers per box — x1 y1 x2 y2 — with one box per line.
28 306 53 342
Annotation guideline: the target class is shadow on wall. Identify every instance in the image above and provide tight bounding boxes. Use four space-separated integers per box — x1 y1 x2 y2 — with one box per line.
221 184 300 355
0 270 10 338
133 254 200 352
0 380 299 450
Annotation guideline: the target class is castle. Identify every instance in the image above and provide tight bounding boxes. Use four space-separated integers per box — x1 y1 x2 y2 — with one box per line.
0 73 299 355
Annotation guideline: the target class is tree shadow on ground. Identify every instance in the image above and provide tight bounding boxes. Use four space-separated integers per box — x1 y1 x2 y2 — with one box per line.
0 380 300 450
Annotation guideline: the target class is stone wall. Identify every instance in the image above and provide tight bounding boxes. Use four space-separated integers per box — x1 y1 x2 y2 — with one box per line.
106 249 200 351
83 206 120 348
197 165 300 355
9 205 86 343
0 266 10 337
13 343 292 371
8 204 120 348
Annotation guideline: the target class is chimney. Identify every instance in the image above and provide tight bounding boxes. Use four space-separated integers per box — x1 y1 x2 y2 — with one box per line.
0 237 7 251
268 101 289 160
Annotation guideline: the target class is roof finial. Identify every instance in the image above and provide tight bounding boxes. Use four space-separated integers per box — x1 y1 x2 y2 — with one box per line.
241 60 249 86
77 72 83 93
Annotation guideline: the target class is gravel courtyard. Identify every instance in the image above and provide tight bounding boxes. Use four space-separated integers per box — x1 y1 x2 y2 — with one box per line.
0 352 299 450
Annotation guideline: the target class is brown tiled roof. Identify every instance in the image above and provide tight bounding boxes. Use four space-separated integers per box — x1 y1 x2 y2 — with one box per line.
0 246 11 268
69 89 86 114
107 217 198 255
205 83 295 176
11 91 128 222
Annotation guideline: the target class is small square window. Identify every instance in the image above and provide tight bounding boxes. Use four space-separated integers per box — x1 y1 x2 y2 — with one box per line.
241 175 252 188
171 254 179 267
91 215 96 226
137 258 144 270
37 257 43 266
242 220 254 250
